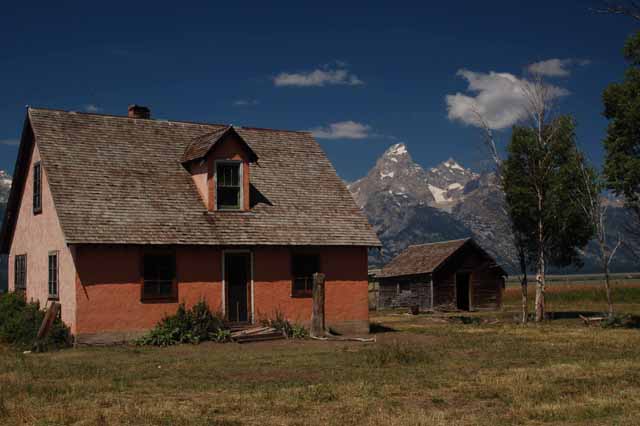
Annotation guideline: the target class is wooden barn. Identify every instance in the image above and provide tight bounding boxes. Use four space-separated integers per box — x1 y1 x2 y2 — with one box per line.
377 239 506 311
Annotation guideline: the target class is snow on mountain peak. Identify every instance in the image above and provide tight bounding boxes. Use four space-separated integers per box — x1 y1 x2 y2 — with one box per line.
444 158 464 171
385 143 408 157
0 170 11 187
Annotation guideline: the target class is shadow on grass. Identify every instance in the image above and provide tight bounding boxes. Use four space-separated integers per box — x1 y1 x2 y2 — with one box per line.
546 311 603 320
369 322 397 334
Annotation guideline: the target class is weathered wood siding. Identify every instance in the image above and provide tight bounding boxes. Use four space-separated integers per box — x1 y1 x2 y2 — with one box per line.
378 274 432 310
432 270 456 309
434 245 504 310
470 269 504 309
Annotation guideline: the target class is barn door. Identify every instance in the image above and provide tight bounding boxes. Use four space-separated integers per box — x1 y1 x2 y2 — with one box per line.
456 272 470 311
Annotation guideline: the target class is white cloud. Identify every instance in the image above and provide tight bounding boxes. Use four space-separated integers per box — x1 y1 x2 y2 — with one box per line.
233 99 259 107
84 104 101 113
527 58 590 77
274 66 363 87
446 69 569 130
309 121 371 139
0 138 19 146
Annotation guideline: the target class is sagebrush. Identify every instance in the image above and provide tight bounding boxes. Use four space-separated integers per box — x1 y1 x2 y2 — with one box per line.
0 292 71 351
137 300 228 346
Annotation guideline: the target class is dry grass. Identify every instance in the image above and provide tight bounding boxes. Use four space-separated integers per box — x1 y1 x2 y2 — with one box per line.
2 283 640 425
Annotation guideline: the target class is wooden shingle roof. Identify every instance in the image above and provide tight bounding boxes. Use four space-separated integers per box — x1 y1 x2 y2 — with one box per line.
3 108 380 248
378 239 471 278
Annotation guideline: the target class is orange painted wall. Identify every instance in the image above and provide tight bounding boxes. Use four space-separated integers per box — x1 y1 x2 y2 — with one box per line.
252 246 369 327
74 245 369 339
75 245 223 335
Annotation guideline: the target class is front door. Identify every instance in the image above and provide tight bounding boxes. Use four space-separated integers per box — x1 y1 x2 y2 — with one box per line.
225 253 251 323
456 272 470 311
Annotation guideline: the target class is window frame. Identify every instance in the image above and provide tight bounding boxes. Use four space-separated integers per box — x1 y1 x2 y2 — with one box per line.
140 249 178 303
291 253 321 298
14 254 27 292
33 162 42 215
214 160 243 211
48 251 59 300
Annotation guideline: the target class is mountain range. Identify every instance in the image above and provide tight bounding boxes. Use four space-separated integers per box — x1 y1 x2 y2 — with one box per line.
0 143 637 293
349 143 638 274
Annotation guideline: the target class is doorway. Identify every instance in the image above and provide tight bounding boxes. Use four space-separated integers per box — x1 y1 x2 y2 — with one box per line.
224 252 251 323
456 272 470 311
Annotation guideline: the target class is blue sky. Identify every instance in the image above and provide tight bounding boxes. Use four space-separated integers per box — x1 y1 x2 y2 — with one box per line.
0 1 637 181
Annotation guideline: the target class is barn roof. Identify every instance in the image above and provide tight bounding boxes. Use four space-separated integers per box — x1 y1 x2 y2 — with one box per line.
0 108 380 251
378 238 506 278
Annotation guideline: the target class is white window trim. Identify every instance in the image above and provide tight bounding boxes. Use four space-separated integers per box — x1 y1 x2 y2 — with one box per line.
48 250 59 300
214 160 243 211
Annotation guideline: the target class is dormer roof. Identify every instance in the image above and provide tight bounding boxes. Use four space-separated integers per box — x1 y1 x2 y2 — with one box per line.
182 125 259 164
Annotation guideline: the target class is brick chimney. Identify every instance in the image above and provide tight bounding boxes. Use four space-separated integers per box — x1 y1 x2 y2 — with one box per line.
128 105 151 119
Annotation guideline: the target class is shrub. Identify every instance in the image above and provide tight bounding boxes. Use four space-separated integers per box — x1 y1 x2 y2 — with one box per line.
261 310 308 339
0 292 71 351
291 324 309 339
601 314 640 329
137 300 227 346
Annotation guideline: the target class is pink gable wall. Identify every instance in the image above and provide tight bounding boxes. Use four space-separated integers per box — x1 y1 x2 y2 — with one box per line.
189 159 208 208
7 143 77 333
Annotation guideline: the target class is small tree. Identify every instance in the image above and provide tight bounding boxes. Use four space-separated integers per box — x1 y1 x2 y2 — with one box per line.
603 31 640 259
503 116 595 322
576 161 623 317
469 106 532 323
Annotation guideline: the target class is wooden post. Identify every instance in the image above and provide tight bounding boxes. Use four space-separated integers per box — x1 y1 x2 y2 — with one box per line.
311 273 326 337
33 302 60 352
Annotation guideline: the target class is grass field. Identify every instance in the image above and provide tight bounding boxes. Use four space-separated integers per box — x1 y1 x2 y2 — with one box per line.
1 281 640 425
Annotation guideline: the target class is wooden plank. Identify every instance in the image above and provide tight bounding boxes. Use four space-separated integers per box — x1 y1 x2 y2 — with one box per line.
33 302 60 351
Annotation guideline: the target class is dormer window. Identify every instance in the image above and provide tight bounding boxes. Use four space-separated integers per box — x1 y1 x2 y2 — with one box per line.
216 161 242 210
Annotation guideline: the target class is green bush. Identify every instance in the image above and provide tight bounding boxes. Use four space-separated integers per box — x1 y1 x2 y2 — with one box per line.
261 310 308 339
0 292 71 351
137 300 227 346
601 314 640 329
291 324 309 339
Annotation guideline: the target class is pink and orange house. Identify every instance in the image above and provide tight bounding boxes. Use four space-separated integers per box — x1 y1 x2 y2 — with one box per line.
0 106 380 343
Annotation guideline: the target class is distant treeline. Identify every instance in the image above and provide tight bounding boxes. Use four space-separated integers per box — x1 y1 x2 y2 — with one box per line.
506 272 640 286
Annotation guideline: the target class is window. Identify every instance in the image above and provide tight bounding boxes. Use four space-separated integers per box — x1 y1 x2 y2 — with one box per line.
48 252 58 299
142 253 176 301
292 254 320 297
216 162 241 210
33 162 42 214
14 255 27 292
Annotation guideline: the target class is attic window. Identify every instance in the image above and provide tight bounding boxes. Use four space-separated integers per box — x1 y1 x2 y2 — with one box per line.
216 161 242 210
33 162 42 214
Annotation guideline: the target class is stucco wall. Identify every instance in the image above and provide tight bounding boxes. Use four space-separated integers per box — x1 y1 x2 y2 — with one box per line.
189 160 208 207
7 143 77 332
74 245 369 342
